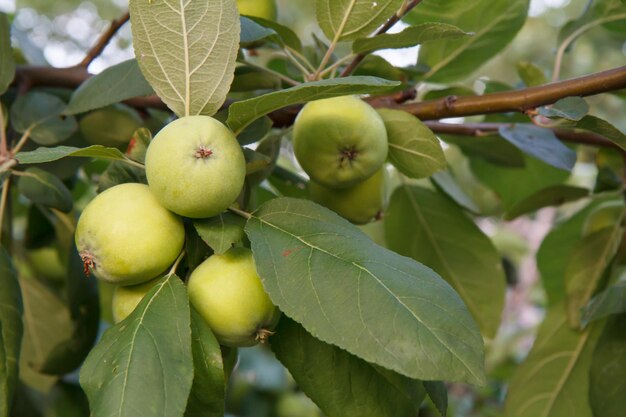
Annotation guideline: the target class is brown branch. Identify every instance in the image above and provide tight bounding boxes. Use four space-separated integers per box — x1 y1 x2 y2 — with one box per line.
340 0 424 77
78 11 130 68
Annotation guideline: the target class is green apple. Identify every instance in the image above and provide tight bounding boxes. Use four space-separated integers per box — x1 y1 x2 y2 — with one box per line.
293 96 388 189
27 245 66 283
187 247 280 347
112 277 160 323
309 168 385 224
75 183 185 285
145 116 246 219
237 0 277 20
276 392 323 417
79 105 142 148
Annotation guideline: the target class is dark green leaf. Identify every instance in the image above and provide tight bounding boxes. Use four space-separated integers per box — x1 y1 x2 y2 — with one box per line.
231 67 280 92
185 308 224 417
64 60 153 115
407 0 530 82
0 13 15 95
558 1 626 47
97 161 147 192
80 275 193 417
0 247 23 417
272 317 426 417
246 198 486 385
385 186 506 338
45 382 90 417
498 124 576 171
504 185 589 220
194 213 246 255
240 16 302 51
15 145 131 165
10 92 77 145
589 315 626 417
352 23 470 54
441 134 525 167
504 304 603 417
423 381 448 417
226 76 400 133
431 171 481 214
538 97 589 121
246 133 282 185
581 282 626 327
516 61 547 87
17 168 73 213
575 115 626 151
240 16 278 46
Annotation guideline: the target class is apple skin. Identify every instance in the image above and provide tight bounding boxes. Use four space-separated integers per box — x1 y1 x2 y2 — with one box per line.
237 0 277 20
75 183 185 285
79 105 142 149
27 245 66 283
187 247 280 347
309 168 385 225
293 96 388 189
145 116 246 219
112 277 160 323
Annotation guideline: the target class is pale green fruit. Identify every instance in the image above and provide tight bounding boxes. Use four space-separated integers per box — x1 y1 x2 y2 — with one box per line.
187 247 280 347
27 246 66 283
276 393 323 417
237 0 277 20
582 200 625 236
112 277 160 323
75 183 185 285
293 96 388 189
309 168 385 224
145 116 246 219
79 105 142 148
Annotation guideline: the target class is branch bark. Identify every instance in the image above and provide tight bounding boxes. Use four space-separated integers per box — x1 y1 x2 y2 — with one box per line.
78 11 130 68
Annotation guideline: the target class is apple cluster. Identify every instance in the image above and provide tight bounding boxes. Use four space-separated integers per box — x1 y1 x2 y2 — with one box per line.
75 116 279 347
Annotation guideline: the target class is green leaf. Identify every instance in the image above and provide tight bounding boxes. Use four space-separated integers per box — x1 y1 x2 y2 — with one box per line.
80 275 193 417
352 23 470 54
581 282 626 327
441 134 525 167
97 161 147 193
0 13 15 95
516 61 547 87
564 225 624 328
589 315 626 417
575 115 626 151
240 16 302 51
407 0 530 82
10 92 77 145
504 185 589 220
15 145 131 165
498 124 576 171
226 76 400 133
504 304 603 417
431 171 481 214
538 97 589 121
246 198 485 385
377 109 446 179
194 213 246 255
16 168 73 213
0 247 23 417
316 0 404 42
64 60 153 115
385 186 506 338
129 0 240 117
45 382 90 417
272 317 426 417
240 16 278 46
185 308 224 417
558 1 626 47
423 381 448 417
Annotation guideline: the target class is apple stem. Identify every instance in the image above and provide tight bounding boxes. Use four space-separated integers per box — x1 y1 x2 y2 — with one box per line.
255 328 275 344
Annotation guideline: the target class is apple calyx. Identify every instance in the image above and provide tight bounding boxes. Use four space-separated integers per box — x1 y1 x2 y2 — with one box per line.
80 250 96 277
339 146 358 166
195 145 213 159
255 328 276 343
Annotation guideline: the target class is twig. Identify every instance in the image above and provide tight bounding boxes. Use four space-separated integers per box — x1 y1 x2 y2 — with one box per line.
0 107 6 157
311 3 356 81
239 60 301 86
0 178 9 242
229 206 252 220
167 250 186 278
285 47 316 73
11 128 32 155
340 0 424 77
78 11 130 68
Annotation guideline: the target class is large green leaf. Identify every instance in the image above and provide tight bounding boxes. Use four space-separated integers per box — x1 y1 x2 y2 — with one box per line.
423 381 448 417
194 213 246 255
575 115 626 152
272 317 426 417
0 13 14 95
15 145 132 165
504 185 589 220
316 0 404 42
65 60 154 115
581 281 626 327
226 76 399 133
385 186 506 338
407 0 530 82
589 315 626 417
352 23 470 54
185 308 224 417
504 305 603 417
17 168 73 213
0 247 23 417
129 0 240 117
80 275 193 417
245 198 485 385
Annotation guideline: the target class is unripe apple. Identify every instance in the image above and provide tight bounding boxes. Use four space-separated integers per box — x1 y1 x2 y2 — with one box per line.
79 105 142 148
187 247 280 347
309 168 385 224
112 277 160 323
237 0 277 20
293 96 388 189
145 116 246 219
27 245 66 283
75 183 185 285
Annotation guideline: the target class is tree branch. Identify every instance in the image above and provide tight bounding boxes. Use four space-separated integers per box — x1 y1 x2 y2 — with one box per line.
78 11 130 68
340 0 424 77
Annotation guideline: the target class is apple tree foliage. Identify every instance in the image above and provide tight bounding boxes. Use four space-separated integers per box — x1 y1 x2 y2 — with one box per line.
1 0 626 416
